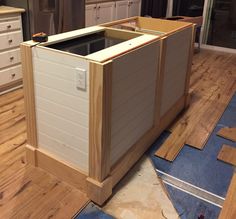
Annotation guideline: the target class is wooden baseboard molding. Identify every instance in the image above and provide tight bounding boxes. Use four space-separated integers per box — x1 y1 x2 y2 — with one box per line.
87 177 112 205
25 145 88 193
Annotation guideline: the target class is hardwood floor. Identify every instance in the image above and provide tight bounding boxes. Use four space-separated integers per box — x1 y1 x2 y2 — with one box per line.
156 49 236 161
0 89 89 219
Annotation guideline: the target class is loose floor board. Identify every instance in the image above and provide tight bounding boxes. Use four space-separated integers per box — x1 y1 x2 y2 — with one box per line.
217 127 236 142
217 144 236 166
219 172 236 219
155 50 236 161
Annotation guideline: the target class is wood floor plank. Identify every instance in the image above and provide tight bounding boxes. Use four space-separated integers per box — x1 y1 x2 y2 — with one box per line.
219 172 236 219
217 127 236 142
0 88 24 108
156 50 236 161
217 145 236 166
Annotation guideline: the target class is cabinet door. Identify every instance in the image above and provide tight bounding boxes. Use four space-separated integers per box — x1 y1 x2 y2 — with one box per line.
96 2 115 25
115 0 129 20
128 0 141 17
85 4 97 27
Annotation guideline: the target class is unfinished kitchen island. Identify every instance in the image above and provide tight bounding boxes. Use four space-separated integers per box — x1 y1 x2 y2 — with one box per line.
21 19 195 205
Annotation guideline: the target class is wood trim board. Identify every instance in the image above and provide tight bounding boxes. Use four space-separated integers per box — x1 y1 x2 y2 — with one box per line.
20 43 38 147
219 172 236 219
217 144 236 166
89 61 112 182
217 127 236 142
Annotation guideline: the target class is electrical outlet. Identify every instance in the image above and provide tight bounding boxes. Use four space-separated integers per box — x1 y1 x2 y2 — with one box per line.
76 68 86 90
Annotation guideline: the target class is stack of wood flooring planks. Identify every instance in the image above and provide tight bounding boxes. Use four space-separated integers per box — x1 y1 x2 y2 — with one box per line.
0 89 89 218
156 50 236 161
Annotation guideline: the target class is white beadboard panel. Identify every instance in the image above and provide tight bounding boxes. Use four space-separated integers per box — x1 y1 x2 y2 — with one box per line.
34 72 88 100
33 58 89 85
38 132 88 172
35 84 88 114
38 121 88 154
111 107 154 164
33 47 89 172
112 66 157 110
112 84 154 125
111 98 154 144
37 109 88 141
160 28 192 116
112 82 155 136
35 96 88 129
110 41 160 166
32 45 90 68
111 45 157 83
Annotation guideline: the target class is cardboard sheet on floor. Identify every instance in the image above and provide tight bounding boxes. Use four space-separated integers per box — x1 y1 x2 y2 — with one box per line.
103 156 178 219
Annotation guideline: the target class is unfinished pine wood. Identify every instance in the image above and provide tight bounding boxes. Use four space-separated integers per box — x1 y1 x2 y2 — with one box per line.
20 43 38 147
217 145 236 166
219 172 236 219
89 61 112 182
0 88 89 219
156 50 236 161
217 127 236 142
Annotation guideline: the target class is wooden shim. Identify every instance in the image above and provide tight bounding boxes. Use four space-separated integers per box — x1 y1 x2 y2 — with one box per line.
219 172 236 219
217 145 236 166
89 61 112 182
217 127 236 142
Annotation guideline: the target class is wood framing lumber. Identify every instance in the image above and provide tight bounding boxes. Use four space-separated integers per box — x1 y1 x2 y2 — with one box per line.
20 43 38 147
217 127 236 142
89 61 112 182
217 145 236 166
219 172 236 219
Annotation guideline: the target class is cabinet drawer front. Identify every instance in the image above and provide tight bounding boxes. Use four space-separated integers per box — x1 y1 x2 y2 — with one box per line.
0 65 22 86
0 20 21 33
0 48 21 69
0 31 23 51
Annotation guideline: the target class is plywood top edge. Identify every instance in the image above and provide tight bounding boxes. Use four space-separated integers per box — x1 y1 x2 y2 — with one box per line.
21 26 105 47
40 26 106 46
86 34 159 62
0 6 25 15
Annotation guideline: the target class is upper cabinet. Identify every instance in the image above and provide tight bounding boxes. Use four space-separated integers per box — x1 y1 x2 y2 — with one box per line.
86 0 141 27
85 2 115 27
128 0 141 17
85 4 97 27
115 0 129 20
97 2 116 25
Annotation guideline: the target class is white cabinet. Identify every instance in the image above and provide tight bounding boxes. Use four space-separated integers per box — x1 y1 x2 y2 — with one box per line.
85 4 97 27
85 2 115 27
115 0 129 20
86 0 141 27
128 0 141 17
0 7 24 93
